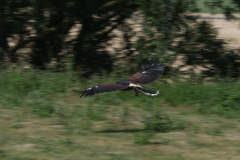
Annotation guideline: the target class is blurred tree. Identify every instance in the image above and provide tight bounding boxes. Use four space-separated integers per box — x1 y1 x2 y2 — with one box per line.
133 0 200 71
0 0 240 77
134 0 240 77
0 0 138 73
0 0 31 62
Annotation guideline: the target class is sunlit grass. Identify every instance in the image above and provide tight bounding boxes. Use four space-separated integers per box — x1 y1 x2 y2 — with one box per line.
1 100 240 160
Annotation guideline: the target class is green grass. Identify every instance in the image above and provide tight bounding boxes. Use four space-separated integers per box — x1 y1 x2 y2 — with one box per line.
1 67 240 117
1 67 240 159
1 103 240 160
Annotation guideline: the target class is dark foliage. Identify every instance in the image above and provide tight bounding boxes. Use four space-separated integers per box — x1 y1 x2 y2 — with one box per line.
0 0 240 76
134 0 240 77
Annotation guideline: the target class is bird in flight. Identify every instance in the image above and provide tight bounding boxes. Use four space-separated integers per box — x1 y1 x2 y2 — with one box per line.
77 57 165 97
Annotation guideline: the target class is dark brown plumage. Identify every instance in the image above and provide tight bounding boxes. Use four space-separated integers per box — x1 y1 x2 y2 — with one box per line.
76 57 165 97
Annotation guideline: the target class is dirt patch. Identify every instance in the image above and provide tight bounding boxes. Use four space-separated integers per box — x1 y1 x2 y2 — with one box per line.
197 13 240 49
13 144 35 151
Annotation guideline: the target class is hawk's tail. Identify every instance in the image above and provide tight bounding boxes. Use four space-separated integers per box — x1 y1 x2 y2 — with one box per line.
134 86 159 96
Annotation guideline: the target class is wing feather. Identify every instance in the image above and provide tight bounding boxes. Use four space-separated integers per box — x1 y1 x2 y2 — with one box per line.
77 83 129 98
129 57 165 85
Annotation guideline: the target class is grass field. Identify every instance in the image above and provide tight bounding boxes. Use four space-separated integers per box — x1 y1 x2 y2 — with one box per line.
1 68 240 160
1 99 240 160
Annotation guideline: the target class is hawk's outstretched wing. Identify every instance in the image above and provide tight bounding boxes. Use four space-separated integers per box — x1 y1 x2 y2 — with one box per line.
76 83 129 98
128 57 165 85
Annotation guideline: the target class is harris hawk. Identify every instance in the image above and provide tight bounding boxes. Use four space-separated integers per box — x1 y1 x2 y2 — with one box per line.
77 57 165 97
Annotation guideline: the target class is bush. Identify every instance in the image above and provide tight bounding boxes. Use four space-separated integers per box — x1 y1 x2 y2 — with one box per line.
28 99 55 117
143 112 173 132
134 131 154 145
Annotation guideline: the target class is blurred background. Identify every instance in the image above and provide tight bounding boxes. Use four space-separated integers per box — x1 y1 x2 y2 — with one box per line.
1 0 240 160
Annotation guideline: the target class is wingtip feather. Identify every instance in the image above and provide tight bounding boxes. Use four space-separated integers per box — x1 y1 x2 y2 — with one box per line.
142 57 164 71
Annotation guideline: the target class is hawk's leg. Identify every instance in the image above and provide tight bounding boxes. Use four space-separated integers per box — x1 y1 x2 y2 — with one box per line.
134 89 138 96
